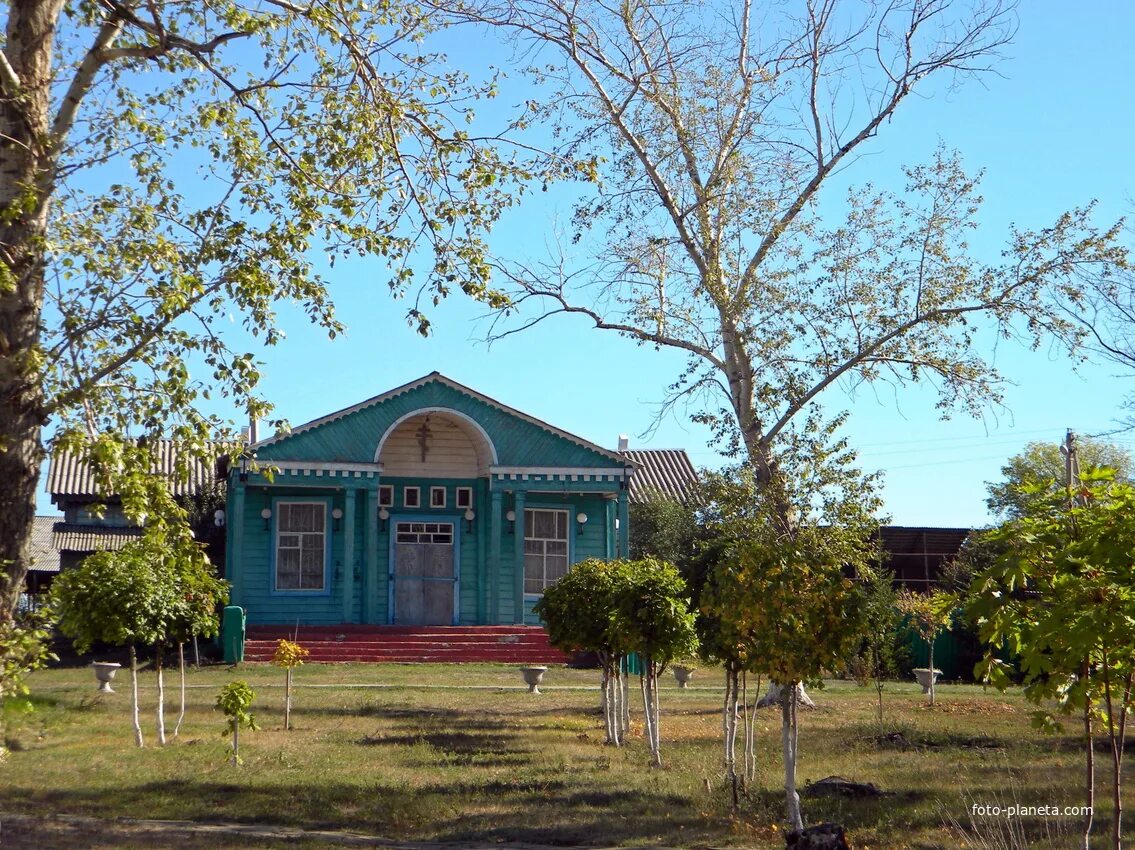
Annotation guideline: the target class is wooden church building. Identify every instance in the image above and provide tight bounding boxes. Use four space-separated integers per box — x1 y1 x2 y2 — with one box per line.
226 373 637 631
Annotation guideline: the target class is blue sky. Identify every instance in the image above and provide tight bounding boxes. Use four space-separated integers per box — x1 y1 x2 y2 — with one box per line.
40 4 1135 528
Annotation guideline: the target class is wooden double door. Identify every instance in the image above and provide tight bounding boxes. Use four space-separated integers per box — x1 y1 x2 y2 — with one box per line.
392 521 457 625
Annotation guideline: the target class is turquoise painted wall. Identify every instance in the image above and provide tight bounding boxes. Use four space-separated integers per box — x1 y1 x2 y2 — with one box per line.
256 379 623 469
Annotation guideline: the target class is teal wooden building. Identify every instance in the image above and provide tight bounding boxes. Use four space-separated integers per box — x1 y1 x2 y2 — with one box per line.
225 373 634 627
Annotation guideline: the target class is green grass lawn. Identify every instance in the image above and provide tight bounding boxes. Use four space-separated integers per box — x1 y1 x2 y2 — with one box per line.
2 662 1126 849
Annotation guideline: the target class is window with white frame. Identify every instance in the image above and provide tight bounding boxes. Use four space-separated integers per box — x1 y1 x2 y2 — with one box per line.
275 502 326 591
403 486 420 508
430 486 446 508
378 485 393 507
524 508 569 594
456 487 473 509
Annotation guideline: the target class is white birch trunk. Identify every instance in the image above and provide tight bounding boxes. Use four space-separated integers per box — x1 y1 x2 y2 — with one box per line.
129 644 144 748
928 639 936 706
155 645 166 746
620 668 630 736
724 666 739 805
173 643 186 738
746 675 761 785
781 685 803 831
650 665 662 767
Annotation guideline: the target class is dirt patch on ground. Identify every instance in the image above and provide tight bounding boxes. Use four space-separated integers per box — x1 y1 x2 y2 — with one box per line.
916 699 1017 715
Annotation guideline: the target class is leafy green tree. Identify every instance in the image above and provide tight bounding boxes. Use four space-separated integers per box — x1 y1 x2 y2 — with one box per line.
51 542 171 747
629 493 699 566
216 680 258 766
896 589 955 706
611 558 699 768
986 438 1131 519
859 569 901 737
272 639 309 732
705 520 870 832
972 470 1135 850
463 0 1128 562
0 0 544 620
51 528 226 746
534 558 634 746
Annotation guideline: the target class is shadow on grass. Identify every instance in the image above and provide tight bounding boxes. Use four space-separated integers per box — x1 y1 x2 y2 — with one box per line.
2 777 715 846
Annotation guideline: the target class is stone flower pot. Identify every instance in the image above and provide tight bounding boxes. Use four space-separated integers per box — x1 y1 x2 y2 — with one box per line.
913 667 942 694
92 661 122 693
519 666 548 694
672 665 696 688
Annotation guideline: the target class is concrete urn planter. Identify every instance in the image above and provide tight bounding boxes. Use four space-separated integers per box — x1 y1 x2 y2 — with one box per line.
92 662 122 693
520 666 548 694
672 665 696 688
913 668 942 694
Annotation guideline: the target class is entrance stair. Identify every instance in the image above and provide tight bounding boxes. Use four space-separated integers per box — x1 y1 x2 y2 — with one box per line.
243 624 569 664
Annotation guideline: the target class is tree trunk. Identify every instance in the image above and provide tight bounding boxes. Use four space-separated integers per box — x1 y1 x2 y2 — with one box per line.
154 644 166 745
724 665 739 807
231 724 239 766
284 666 292 731
744 672 761 787
0 0 60 623
1084 660 1096 850
650 662 662 768
781 683 803 831
173 643 186 738
928 638 936 706
620 667 630 736
1101 656 1124 850
129 644 144 748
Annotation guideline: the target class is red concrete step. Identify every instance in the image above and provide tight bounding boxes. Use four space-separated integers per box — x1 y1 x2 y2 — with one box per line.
240 625 568 664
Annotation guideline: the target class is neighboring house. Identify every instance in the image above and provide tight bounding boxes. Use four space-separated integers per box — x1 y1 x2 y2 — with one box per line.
21 515 62 608
227 372 641 628
623 448 699 503
45 441 218 570
876 526 971 590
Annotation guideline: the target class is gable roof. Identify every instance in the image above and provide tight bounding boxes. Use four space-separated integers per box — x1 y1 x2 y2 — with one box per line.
47 440 218 499
254 372 627 464
623 449 698 503
29 516 61 573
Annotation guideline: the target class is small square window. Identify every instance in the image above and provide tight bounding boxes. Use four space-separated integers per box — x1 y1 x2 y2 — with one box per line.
430 486 446 508
378 485 393 507
456 487 473 509
403 487 420 508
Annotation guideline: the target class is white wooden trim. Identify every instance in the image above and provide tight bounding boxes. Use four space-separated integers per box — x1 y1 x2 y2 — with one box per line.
253 460 383 475
490 465 630 479
374 406 499 465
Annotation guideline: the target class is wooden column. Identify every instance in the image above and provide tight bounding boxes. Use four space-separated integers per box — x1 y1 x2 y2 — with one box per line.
605 497 616 560
229 482 245 607
617 490 629 558
513 490 527 624
490 490 502 624
476 479 487 624
341 489 356 623
365 486 379 623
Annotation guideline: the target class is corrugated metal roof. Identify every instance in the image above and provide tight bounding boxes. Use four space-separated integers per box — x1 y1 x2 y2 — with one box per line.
47 440 218 498
29 516 61 573
623 449 698 503
51 523 143 553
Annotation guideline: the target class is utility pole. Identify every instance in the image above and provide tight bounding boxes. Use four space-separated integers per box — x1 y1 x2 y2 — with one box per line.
1062 429 1082 507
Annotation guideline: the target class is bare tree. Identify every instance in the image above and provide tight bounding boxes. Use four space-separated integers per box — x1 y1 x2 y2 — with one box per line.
457 0 1126 511
445 0 1130 831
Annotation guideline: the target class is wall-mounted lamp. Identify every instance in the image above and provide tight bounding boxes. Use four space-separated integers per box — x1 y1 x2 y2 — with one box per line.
213 509 226 528
379 507 389 532
238 455 250 483
260 507 272 530
576 511 588 536
464 508 475 534
332 507 344 531
506 509 516 535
